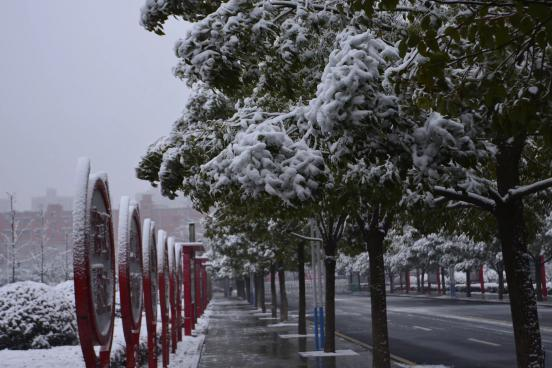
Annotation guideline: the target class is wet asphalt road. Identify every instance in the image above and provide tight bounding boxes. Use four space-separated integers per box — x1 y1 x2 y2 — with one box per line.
280 291 552 367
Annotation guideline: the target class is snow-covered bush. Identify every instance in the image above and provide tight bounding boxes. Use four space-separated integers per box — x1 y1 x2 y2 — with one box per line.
0 281 78 350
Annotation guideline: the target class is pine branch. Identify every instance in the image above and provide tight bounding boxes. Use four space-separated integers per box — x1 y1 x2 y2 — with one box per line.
504 177 552 202
433 186 495 212
290 232 322 242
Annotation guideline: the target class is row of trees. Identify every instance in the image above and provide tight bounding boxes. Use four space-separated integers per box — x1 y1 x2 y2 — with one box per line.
137 1 552 367
340 225 552 298
0 193 72 285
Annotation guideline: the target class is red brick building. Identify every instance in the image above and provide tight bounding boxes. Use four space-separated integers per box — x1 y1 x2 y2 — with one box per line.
0 192 205 284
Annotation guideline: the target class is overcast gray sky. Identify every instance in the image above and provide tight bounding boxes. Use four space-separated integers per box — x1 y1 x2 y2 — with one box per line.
0 1 190 210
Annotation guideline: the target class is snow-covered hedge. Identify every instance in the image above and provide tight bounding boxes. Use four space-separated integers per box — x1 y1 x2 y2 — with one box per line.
0 281 78 350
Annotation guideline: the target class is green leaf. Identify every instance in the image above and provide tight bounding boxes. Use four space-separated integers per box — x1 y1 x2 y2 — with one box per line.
380 0 399 11
398 39 407 57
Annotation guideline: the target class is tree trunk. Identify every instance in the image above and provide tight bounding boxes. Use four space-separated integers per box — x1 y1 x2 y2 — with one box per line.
495 137 544 367
240 278 246 299
399 273 403 292
534 257 543 302
421 271 425 293
254 272 260 308
270 265 277 318
466 270 471 297
298 242 307 335
406 270 410 293
245 275 251 304
427 275 431 293
260 273 266 313
357 273 361 291
498 263 504 300
441 267 446 295
278 266 288 321
366 228 391 368
416 270 420 292
388 272 394 294
323 239 337 353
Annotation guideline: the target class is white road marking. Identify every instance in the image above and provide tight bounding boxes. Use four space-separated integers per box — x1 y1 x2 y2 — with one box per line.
298 349 359 358
279 333 315 339
389 307 552 333
468 338 501 347
412 325 432 331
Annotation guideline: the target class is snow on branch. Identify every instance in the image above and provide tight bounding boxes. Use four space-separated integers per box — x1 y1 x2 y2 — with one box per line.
202 107 326 203
290 232 322 242
505 177 552 202
433 186 495 212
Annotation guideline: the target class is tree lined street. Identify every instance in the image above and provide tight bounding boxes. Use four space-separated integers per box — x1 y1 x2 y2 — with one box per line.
3 0 552 367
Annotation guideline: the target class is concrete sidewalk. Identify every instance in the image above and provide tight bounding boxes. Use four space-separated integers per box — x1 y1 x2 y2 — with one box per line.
198 295 404 368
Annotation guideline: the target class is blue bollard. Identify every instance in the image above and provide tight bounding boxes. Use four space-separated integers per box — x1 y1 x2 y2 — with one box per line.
318 307 325 349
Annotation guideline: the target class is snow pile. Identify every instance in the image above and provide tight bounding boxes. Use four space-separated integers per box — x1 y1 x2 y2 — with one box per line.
167 303 212 368
0 281 78 350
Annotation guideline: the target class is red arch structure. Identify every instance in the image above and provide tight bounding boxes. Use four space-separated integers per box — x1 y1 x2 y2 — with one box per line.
142 219 158 368
118 197 144 368
157 230 170 368
72 159 212 367
72 158 116 368
182 243 204 335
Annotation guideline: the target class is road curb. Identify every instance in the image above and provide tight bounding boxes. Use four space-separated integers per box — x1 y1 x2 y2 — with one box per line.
190 334 206 368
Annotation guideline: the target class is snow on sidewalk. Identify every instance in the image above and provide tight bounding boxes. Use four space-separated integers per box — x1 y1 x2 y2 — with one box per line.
166 307 211 368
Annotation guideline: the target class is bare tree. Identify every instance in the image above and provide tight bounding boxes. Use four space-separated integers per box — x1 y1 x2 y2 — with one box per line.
1 193 33 283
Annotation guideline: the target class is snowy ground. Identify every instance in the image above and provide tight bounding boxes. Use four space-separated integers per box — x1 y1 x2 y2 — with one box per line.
0 310 212 368
0 281 212 368
167 308 211 368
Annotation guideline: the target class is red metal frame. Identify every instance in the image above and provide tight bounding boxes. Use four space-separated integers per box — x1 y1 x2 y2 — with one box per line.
73 161 115 368
182 243 203 335
168 237 177 353
196 258 209 313
142 219 157 368
118 199 143 368
479 266 485 294
194 258 203 319
202 265 208 311
175 243 183 341
183 247 192 336
157 231 170 368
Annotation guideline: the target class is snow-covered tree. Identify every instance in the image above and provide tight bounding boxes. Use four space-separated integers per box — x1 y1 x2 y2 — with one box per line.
0 194 35 284
381 2 552 364
137 0 552 365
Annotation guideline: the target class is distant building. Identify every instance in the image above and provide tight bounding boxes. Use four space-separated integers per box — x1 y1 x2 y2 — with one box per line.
31 188 72 211
0 203 73 284
135 192 205 242
0 189 206 284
